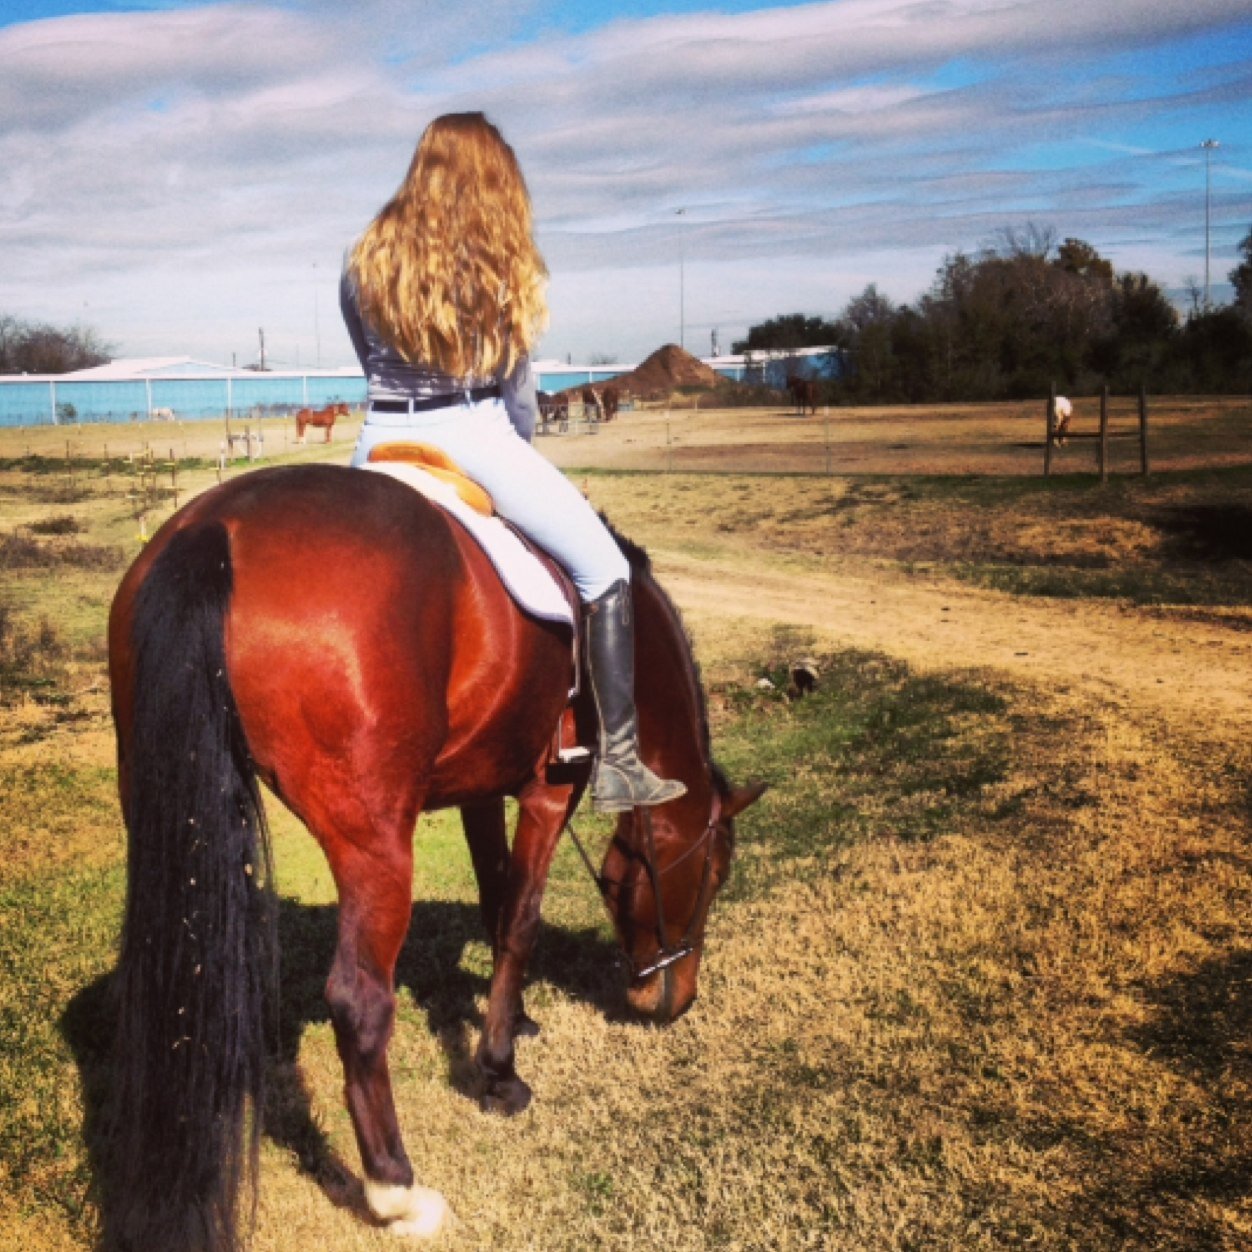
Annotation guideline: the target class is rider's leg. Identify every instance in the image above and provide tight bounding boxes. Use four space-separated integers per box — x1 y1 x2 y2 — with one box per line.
583 578 687 812
353 398 685 810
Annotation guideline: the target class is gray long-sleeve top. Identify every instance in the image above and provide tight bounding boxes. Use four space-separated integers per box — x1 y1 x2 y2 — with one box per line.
340 268 539 442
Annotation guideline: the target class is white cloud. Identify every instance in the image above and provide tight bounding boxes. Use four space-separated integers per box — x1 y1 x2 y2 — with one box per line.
0 0 1248 364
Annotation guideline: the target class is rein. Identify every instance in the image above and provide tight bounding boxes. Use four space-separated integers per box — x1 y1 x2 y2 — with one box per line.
565 789 722 982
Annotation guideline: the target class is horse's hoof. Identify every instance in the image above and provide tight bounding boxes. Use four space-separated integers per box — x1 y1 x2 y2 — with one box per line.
365 1181 454 1238
513 1011 540 1039
482 1075 532 1116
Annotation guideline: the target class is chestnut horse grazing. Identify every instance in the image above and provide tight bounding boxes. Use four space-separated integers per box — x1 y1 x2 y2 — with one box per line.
294 400 349 443
106 464 762 1250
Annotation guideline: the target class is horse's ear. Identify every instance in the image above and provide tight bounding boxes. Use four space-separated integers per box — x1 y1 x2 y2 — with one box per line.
723 780 768 818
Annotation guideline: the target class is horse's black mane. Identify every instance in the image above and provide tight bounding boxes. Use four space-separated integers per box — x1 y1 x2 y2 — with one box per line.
605 518 652 576
604 519 727 793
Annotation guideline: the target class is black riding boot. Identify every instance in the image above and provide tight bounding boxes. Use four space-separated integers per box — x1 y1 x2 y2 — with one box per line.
586 580 688 813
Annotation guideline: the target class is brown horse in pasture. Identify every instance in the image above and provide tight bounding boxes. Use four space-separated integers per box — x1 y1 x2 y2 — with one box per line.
581 386 604 421
787 375 819 416
601 385 621 421
294 400 349 443
537 389 569 429
105 464 763 1249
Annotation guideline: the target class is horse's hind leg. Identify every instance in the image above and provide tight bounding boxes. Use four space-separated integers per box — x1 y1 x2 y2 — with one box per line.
320 832 451 1237
461 800 540 1039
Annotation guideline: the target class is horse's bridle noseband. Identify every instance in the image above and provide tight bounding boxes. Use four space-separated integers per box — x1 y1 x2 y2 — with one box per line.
567 789 724 982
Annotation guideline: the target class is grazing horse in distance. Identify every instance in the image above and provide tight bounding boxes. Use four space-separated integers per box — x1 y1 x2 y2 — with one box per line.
538 390 569 430
295 401 349 444
601 385 621 421
786 375 819 416
105 464 765 1247
581 386 604 421
1054 395 1074 446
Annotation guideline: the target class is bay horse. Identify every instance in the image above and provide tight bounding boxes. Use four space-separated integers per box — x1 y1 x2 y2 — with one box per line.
601 385 621 421
580 385 604 421
786 375 819 416
106 463 763 1249
537 389 568 431
294 400 349 444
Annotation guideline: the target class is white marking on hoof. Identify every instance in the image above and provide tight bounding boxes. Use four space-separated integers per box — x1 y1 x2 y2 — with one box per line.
365 1181 453 1238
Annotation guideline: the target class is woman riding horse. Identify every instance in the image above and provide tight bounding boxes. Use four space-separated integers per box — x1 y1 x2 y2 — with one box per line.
104 111 765 1252
341 112 682 813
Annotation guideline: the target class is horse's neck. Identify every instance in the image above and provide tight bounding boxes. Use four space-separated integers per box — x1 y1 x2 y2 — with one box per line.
633 573 707 776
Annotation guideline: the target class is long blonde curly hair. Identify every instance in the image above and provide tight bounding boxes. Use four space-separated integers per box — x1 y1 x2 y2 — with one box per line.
348 113 549 379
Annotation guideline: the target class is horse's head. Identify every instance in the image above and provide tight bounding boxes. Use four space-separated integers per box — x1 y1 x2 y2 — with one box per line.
599 775 767 1022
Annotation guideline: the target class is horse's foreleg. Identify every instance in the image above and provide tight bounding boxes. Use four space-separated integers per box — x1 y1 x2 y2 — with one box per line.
475 780 578 1115
323 839 451 1237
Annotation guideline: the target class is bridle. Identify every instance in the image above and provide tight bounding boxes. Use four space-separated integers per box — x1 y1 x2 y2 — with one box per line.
566 789 724 981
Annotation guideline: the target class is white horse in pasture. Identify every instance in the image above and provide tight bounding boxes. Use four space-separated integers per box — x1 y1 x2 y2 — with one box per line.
1054 395 1073 445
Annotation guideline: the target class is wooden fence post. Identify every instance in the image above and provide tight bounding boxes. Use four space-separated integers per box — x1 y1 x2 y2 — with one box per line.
1099 386 1109 484
1044 383 1055 477
1139 385 1150 476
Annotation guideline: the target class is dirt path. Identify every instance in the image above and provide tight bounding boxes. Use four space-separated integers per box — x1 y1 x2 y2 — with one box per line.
656 550 1252 742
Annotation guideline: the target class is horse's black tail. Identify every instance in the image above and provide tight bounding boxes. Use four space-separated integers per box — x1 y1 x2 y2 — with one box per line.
109 523 274 1252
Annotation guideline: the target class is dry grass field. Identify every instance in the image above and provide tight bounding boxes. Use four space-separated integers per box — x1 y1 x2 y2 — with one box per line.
2 399 1250 1250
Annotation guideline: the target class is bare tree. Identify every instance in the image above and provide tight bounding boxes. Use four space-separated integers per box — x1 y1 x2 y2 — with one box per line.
989 221 1058 261
0 315 111 374
1182 276 1204 318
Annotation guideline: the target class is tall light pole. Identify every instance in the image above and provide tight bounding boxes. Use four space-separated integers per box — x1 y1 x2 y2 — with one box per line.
1201 138 1219 309
675 207 686 350
312 261 322 367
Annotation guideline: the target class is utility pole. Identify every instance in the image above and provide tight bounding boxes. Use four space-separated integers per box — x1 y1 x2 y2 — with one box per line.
258 327 266 372
675 207 686 350
313 261 322 368
1202 138 1219 309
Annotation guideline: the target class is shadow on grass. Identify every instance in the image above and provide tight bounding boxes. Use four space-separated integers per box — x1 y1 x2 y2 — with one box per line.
1149 504 1252 562
60 894 623 1246
1127 946 1252 1086
1037 948 1252 1250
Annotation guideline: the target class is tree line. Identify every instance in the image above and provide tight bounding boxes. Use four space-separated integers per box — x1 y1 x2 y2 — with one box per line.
0 314 111 375
735 224 1252 402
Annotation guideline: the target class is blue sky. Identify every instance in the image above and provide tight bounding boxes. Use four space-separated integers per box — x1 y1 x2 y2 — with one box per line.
1 0 1249 368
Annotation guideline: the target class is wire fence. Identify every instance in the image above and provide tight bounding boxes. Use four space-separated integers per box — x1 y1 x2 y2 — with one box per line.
2 397 1248 485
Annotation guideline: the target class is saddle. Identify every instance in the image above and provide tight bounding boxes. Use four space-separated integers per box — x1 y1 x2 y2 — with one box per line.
366 441 594 772
367 442 495 515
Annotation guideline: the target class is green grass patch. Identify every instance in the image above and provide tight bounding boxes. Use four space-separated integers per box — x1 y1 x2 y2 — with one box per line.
0 759 121 882
959 560 1252 607
0 863 124 1223
713 640 1014 898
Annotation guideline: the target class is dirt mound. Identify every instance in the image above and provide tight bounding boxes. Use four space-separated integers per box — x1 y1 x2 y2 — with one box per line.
560 344 733 401
619 344 729 398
